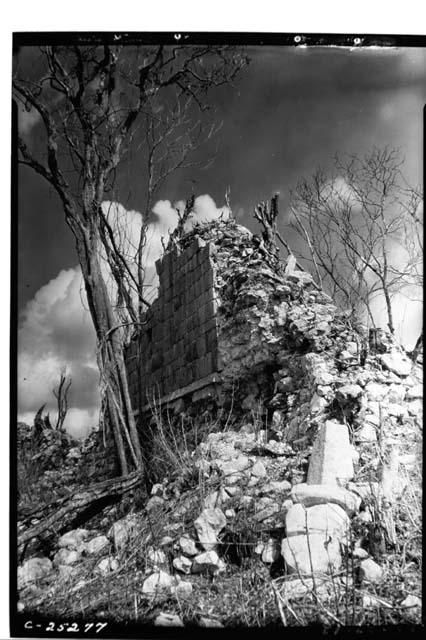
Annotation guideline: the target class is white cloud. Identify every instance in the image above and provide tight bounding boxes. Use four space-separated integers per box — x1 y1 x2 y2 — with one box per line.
18 267 99 438
17 105 41 135
190 194 230 224
18 408 99 441
18 194 232 435
102 195 231 303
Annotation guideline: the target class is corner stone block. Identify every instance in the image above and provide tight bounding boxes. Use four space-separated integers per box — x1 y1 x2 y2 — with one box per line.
307 420 354 486
195 236 207 250
204 269 214 291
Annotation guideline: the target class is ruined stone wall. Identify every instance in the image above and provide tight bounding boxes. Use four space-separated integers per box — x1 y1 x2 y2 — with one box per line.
125 237 220 412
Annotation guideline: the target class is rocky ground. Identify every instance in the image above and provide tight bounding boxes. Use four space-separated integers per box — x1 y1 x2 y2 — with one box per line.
16 219 423 630
17 358 422 628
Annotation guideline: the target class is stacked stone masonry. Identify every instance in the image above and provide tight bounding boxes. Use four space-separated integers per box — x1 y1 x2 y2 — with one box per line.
125 237 219 411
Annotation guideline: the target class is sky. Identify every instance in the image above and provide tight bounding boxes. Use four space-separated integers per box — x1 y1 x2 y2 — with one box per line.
15 43 425 437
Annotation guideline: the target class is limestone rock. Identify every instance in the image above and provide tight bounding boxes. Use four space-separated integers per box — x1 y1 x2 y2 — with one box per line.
362 594 389 608
365 412 380 427
18 557 53 586
203 487 230 509
406 384 422 400
314 371 334 386
239 495 254 509
146 496 165 512
251 460 267 478
309 393 328 415
175 580 193 599
379 352 412 377
352 548 369 559
262 480 292 495
173 555 192 574
214 455 250 484
336 384 363 401
365 382 389 401
264 441 294 455
179 535 198 557
142 570 176 595
224 485 242 498
96 557 119 575
380 449 401 503
316 385 332 398
398 453 417 468
57 565 78 580
401 594 421 608
191 550 225 575
194 458 211 475
150 483 165 497
194 508 226 551
254 497 280 522
389 405 409 421
254 542 264 555
355 423 377 443
199 617 224 628
85 535 109 556
285 503 350 539
291 483 361 516
281 534 342 575
387 383 406 403
359 558 384 583
53 549 80 567
357 510 373 524
272 410 286 429
58 529 89 550
280 577 331 601
261 538 280 564
307 421 354 485
154 613 184 627
146 547 168 570
108 516 137 551
408 399 422 416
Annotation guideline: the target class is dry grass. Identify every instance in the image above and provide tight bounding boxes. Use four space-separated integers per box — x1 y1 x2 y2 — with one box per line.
18 408 422 628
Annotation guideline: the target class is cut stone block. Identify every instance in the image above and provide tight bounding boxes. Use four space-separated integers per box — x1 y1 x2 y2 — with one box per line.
281 533 342 575
285 503 350 540
379 352 412 377
291 483 361 516
307 420 354 485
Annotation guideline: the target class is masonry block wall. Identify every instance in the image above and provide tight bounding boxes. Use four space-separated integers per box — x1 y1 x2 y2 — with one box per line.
125 236 219 412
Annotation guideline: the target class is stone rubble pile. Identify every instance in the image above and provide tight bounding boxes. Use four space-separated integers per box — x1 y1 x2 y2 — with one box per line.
17 219 422 625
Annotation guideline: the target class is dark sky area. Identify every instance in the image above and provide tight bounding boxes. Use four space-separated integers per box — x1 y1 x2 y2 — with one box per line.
15 42 425 435
18 44 426 310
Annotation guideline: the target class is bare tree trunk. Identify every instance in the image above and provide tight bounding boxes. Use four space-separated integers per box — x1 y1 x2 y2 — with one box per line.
382 286 395 334
18 471 143 550
76 234 143 475
411 329 423 362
